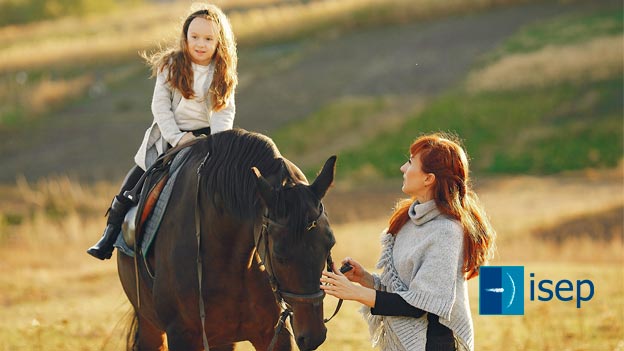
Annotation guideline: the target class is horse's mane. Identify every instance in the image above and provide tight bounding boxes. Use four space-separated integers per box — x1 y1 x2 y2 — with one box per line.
196 129 281 220
194 129 312 238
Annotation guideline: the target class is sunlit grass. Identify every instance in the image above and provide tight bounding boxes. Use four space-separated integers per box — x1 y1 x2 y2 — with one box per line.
466 35 624 92
0 0 542 73
483 7 623 59
0 168 621 350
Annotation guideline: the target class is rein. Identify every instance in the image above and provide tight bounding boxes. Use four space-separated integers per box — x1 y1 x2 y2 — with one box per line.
195 152 211 351
254 202 344 351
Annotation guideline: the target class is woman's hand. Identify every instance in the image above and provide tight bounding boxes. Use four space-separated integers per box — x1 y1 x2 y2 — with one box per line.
341 257 375 289
321 263 376 308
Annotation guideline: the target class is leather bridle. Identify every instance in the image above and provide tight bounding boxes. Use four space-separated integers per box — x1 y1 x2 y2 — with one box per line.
256 202 327 303
254 201 343 351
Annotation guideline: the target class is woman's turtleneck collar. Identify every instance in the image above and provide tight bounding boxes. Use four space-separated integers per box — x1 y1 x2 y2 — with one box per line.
408 199 440 225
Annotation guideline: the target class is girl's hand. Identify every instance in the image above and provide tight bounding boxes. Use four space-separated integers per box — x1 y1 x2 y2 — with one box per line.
179 132 197 145
320 265 376 308
341 257 374 289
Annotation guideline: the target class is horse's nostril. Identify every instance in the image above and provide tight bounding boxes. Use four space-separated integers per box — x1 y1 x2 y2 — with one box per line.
296 335 308 348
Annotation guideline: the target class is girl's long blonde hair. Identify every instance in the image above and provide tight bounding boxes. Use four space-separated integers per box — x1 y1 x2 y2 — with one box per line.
143 4 238 111
388 133 496 280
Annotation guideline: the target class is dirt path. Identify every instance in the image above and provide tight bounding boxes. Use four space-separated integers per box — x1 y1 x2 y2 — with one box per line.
0 1 613 182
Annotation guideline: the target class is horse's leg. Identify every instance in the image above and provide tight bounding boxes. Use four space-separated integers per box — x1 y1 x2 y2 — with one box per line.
136 314 167 351
165 328 237 351
118 254 166 351
165 323 203 351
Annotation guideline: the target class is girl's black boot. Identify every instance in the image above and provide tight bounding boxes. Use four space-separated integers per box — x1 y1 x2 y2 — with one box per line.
87 195 133 260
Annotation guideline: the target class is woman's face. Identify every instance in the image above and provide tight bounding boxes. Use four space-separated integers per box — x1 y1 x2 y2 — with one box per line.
400 153 434 201
186 17 219 65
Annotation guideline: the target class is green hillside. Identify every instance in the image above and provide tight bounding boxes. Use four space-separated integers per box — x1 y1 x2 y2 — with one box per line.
273 6 623 180
339 78 622 177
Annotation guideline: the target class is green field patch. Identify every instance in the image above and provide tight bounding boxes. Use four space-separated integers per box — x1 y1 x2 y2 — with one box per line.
337 77 623 178
0 62 146 130
272 96 390 156
330 6 624 179
485 6 623 63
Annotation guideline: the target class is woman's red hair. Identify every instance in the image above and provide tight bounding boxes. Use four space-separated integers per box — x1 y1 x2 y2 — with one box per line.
387 133 496 280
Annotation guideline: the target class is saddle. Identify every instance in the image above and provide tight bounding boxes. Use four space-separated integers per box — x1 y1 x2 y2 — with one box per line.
116 137 204 257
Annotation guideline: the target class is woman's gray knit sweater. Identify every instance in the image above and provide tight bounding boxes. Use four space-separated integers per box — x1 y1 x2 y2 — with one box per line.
361 200 473 351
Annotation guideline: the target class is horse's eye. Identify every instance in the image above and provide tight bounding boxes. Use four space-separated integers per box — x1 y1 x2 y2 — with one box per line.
275 255 289 265
273 243 289 262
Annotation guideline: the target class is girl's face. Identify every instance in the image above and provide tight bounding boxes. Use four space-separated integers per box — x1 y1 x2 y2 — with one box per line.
186 17 219 65
400 153 435 202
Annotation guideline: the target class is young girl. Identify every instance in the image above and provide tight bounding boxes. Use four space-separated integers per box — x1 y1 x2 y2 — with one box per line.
88 3 238 260
321 133 496 351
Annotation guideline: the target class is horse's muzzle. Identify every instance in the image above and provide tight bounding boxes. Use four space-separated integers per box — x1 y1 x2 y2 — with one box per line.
295 327 327 351
290 299 327 351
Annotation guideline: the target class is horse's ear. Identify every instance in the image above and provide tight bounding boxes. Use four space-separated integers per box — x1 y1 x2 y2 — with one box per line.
252 167 275 206
310 156 337 199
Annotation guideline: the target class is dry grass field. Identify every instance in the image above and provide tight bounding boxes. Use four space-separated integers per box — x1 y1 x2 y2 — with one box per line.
0 167 621 351
466 35 624 92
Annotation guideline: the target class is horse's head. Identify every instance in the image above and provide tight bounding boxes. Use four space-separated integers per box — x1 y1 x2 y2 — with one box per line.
253 156 337 351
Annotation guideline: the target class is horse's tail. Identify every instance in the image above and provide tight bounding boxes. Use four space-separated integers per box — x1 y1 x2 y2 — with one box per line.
123 308 140 351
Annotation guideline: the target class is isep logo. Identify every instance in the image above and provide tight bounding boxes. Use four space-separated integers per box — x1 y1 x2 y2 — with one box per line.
479 266 524 315
479 266 595 315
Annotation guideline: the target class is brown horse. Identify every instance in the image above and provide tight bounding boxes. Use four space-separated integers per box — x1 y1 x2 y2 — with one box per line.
117 129 337 351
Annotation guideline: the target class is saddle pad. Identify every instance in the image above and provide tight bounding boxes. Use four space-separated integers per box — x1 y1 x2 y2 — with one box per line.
114 147 193 258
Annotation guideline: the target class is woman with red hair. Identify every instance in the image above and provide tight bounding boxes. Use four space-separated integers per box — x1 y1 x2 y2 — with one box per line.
321 133 496 351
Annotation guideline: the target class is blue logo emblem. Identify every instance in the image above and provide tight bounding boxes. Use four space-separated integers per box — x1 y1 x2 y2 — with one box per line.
479 266 524 315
